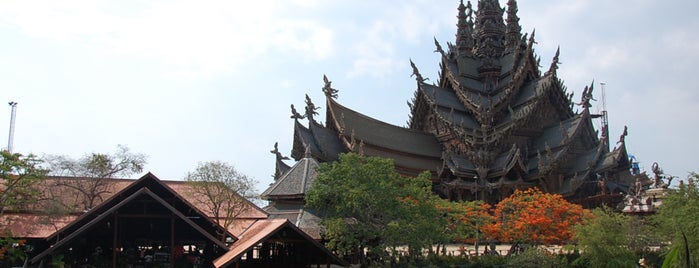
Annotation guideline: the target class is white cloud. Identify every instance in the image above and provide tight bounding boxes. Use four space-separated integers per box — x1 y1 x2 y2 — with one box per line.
0 0 335 79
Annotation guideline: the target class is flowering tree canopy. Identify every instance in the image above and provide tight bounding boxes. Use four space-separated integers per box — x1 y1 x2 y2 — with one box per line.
482 188 590 245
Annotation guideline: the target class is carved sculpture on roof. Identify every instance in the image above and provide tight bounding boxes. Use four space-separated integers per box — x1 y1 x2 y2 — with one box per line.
271 142 290 161
290 104 305 120
618 125 628 145
434 37 445 58
577 83 596 108
410 59 428 83
545 47 560 76
322 75 338 99
304 94 320 121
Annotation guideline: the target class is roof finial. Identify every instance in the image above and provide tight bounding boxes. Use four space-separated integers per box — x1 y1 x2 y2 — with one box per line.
576 81 596 108
271 142 290 161
617 126 628 145
322 74 338 99
434 37 445 58
304 94 320 121
410 59 428 83
290 104 305 120
545 46 560 76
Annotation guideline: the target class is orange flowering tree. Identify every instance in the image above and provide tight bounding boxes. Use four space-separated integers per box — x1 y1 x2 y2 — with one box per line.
481 188 590 245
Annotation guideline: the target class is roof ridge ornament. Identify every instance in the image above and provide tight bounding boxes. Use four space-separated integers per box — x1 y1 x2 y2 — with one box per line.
434 37 446 58
271 142 290 161
576 81 596 108
617 126 628 145
410 59 428 83
322 74 338 99
544 46 561 76
304 94 320 121
290 104 305 120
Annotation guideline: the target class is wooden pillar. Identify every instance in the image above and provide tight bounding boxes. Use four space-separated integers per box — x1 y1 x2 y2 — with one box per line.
112 213 118 268
170 215 175 268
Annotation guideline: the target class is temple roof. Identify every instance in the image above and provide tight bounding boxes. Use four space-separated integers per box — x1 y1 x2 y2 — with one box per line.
326 97 442 158
262 151 319 200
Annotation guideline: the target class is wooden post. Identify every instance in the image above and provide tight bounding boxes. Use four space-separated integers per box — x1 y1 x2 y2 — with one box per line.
112 213 118 268
170 215 175 268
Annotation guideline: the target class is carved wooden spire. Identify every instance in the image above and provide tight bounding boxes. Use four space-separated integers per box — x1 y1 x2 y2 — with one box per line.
504 0 522 52
455 0 474 56
473 0 506 59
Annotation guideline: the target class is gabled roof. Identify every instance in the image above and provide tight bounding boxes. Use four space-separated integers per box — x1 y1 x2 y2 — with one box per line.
31 173 230 263
212 219 347 268
261 154 319 200
43 173 231 242
326 97 442 158
8 175 269 240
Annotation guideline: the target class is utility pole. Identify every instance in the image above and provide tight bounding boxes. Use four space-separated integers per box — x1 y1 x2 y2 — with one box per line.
7 101 17 153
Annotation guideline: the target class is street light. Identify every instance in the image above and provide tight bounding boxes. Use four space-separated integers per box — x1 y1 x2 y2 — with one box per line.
7 102 17 153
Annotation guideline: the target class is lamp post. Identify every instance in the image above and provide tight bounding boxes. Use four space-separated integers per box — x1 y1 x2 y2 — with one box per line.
7 101 17 153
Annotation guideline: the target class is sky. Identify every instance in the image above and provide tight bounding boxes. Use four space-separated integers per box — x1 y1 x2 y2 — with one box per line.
1 0 698 195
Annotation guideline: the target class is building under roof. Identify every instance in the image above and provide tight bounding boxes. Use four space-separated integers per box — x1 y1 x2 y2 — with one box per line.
2 173 346 268
275 0 635 206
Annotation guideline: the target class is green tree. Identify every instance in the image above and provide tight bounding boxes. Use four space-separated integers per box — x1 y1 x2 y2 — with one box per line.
434 199 493 255
0 151 47 263
653 173 699 268
0 151 47 217
573 206 637 268
45 145 147 210
184 161 258 242
306 153 444 266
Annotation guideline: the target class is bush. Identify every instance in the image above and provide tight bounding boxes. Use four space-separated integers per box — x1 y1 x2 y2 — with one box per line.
506 247 568 268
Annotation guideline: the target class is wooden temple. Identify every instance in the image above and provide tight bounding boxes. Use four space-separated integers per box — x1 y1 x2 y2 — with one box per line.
274 0 635 206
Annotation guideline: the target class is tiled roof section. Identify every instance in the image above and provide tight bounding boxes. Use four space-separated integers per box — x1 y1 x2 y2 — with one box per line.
0 214 77 238
327 97 442 158
264 203 323 240
43 173 230 242
212 219 347 268
292 120 344 161
261 155 319 200
6 175 268 240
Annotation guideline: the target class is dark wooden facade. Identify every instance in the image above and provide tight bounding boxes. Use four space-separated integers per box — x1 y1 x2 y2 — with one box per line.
279 0 634 205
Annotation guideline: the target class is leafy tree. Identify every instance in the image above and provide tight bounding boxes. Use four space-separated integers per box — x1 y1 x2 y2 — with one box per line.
0 151 46 217
184 161 257 242
573 206 638 268
435 199 493 255
0 151 47 263
306 153 444 266
653 173 699 268
44 145 147 210
481 188 590 247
